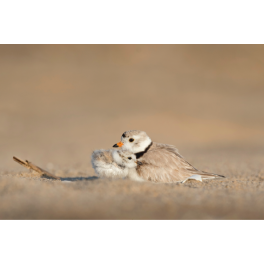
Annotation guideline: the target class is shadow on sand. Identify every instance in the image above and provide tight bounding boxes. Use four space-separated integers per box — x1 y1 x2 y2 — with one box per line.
40 175 99 182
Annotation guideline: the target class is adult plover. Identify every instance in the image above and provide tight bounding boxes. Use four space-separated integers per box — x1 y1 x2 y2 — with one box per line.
113 130 225 183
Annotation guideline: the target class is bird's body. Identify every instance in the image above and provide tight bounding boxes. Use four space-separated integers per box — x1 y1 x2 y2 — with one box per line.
112 149 144 182
91 149 142 181
113 130 225 183
135 141 223 182
91 149 126 178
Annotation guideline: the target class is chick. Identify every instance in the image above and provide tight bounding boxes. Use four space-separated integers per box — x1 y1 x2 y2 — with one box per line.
91 149 143 181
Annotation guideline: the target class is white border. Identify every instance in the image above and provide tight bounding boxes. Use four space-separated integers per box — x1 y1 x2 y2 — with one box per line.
1 0 264 44
1 221 263 264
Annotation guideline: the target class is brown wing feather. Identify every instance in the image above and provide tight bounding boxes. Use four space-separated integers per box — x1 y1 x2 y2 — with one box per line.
136 143 225 182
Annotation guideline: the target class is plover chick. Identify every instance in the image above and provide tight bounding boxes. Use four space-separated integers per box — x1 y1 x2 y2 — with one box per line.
91 149 143 181
113 130 225 183
112 149 144 182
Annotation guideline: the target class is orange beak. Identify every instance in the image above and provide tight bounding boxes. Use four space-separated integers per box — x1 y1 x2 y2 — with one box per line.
113 141 124 148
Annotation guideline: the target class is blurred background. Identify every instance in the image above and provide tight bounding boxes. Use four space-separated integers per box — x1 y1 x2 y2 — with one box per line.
1 45 264 173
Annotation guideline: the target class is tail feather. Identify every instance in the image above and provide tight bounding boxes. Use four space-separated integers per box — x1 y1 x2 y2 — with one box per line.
199 170 226 179
181 170 226 184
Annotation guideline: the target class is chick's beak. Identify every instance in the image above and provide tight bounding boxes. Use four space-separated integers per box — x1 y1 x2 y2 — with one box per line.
136 161 143 165
113 141 123 148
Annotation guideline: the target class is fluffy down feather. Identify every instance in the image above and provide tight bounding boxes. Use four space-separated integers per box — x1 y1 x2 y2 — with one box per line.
91 149 128 178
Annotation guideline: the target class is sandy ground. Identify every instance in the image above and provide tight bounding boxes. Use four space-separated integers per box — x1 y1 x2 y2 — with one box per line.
0 148 264 219
1 148 264 219
1 45 264 219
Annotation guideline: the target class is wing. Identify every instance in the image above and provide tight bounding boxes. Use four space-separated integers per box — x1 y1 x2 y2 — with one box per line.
136 143 224 182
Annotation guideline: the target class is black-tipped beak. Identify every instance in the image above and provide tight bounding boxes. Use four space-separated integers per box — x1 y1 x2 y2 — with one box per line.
136 161 143 165
113 141 124 148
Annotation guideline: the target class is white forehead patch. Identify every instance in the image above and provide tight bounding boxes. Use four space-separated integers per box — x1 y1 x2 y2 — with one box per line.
132 134 141 140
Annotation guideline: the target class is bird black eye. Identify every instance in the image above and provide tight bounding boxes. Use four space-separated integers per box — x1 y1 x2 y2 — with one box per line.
129 138 134 142
128 157 132 160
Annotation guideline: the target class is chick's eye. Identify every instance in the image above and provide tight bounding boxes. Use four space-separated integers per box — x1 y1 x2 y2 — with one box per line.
128 157 132 160
129 138 134 142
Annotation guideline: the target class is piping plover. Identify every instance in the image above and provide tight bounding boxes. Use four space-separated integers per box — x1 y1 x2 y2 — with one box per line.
91 149 143 181
112 149 145 182
113 130 225 183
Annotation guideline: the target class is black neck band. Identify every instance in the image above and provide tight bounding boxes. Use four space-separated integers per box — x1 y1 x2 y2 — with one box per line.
135 142 153 159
